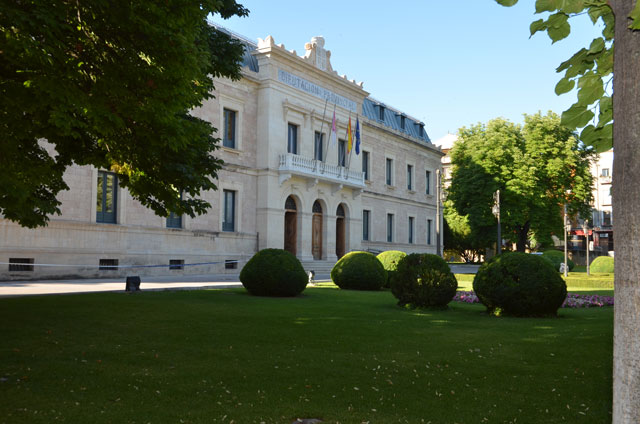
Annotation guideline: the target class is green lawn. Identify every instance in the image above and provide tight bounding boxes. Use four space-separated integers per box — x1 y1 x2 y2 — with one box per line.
0 287 612 423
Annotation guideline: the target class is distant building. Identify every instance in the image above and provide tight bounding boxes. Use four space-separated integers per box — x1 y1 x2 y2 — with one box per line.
0 32 444 280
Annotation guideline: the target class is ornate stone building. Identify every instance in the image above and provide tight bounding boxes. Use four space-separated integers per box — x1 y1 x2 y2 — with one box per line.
0 33 443 280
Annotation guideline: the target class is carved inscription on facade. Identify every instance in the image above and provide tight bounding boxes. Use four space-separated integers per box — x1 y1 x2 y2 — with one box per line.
278 69 357 112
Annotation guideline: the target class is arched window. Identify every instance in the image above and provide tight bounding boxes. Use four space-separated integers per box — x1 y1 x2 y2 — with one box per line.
336 204 345 217
285 196 297 211
313 200 323 214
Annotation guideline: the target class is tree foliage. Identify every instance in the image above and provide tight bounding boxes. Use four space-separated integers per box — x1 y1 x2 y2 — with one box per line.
496 0 638 151
0 0 248 228
443 200 487 262
448 112 593 252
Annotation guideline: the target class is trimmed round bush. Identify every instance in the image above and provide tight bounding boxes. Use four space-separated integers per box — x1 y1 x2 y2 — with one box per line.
590 256 614 273
391 253 457 308
473 252 567 317
240 248 308 297
377 250 407 288
331 251 386 290
542 249 575 271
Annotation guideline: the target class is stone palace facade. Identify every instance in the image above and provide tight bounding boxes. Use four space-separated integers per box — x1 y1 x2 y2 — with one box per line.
0 32 444 280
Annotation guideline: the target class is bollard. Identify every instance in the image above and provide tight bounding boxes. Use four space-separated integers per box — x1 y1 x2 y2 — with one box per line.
125 276 141 292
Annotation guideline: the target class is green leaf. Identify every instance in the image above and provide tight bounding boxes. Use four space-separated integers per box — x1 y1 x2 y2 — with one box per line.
496 0 519 6
587 4 610 24
561 104 595 129
582 124 613 152
630 0 640 29
597 96 613 126
588 37 605 54
536 0 557 13
560 0 585 14
547 13 571 43
555 77 575 95
530 19 547 36
577 72 604 104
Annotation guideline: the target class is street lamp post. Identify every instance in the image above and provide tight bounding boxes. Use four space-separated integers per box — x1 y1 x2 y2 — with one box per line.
492 189 501 255
584 220 590 276
564 203 569 278
436 169 442 257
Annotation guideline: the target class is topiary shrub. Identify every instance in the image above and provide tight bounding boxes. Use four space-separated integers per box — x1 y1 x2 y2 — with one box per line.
473 252 567 317
542 249 575 271
331 251 386 291
377 250 407 288
240 248 308 297
391 253 457 309
590 256 614 273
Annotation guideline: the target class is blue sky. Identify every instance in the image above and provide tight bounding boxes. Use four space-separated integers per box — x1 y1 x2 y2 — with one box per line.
210 1 602 143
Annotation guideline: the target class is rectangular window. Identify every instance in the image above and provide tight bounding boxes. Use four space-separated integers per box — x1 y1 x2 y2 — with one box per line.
99 259 118 271
400 115 406 130
96 171 117 223
379 105 385 121
362 210 370 241
169 259 184 270
287 123 298 154
8 258 34 272
314 131 324 161
338 139 346 167
166 192 183 228
601 168 610 177
387 213 394 243
223 190 236 232
425 170 431 195
223 108 236 149
362 151 370 181
409 217 414 244
386 158 393 186
427 219 433 245
407 165 414 191
225 259 238 270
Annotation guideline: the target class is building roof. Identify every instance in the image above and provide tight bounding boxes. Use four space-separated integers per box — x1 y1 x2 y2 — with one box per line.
213 23 432 145
433 133 458 151
362 98 430 144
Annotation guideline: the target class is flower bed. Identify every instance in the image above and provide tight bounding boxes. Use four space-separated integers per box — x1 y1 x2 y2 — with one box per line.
453 291 613 308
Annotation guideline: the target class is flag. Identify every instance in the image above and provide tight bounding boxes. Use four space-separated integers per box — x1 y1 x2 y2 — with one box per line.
330 109 337 147
347 116 352 153
355 117 361 155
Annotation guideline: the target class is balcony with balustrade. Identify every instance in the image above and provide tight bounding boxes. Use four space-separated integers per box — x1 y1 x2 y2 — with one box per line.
278 153 365 192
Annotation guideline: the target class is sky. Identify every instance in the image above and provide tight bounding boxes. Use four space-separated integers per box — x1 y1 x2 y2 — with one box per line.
210 1 603 143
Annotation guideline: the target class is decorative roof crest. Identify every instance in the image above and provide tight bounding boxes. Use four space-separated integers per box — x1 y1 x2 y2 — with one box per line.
303 36 333 72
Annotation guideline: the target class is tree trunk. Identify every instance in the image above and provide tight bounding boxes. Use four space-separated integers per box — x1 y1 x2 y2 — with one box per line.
515 221 530 252
612 1 640 422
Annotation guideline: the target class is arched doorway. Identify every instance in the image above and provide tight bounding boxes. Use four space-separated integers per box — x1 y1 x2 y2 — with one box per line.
284 196 297 256
312 200 323 260
336 204 346 259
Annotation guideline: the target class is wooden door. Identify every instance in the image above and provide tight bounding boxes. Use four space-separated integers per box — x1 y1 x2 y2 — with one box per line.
284 211 297 255
312 214 323 260
336 217 345 258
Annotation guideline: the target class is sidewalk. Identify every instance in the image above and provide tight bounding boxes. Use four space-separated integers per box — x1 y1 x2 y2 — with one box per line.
0 272 333 297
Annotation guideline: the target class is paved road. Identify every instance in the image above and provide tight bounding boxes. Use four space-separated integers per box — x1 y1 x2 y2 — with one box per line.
0 272 333 298
0 265 478 298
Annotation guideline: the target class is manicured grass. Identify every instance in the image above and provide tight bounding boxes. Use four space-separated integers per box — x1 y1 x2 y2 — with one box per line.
0 288 612 423
456 272 614 294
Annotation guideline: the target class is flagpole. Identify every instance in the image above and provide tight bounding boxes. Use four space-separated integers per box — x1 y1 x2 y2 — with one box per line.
317 97 329 171
323 102 337 163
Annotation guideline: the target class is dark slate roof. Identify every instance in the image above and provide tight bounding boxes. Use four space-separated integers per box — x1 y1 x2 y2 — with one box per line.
362 98 431 144
211 23 259 72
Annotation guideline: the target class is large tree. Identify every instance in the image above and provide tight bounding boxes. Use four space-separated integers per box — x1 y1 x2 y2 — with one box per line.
448 112 593 253
497 1 640 422
0 0 248 228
